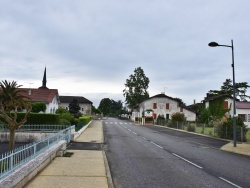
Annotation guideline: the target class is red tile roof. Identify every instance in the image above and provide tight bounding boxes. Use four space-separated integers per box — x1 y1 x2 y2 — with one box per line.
18 88 59 103
236 101 250 109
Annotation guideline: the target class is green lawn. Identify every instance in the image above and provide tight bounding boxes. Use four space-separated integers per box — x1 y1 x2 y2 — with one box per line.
194 126 215 136
246 129 250 142
193 126 250 142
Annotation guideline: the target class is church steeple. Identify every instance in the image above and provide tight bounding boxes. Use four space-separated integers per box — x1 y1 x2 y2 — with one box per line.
39 67 48 89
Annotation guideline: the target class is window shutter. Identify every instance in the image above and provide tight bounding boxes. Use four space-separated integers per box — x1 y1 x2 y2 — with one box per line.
153 103 157 109
166 103 170 109
223 101 228 109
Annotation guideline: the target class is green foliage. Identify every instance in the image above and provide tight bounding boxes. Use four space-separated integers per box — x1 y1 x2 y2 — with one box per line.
199 96 230 124
208 79 250 101
171 112 186 122
56 107 69 114
156 115 165 125
0 113 60 125
98 98 112 116
187 123 196 132
213 117 248 141
59 119 71 125
69 99 81 118
174 98 186 106
76 116 92 131
31 102 46 113
123 67 150 110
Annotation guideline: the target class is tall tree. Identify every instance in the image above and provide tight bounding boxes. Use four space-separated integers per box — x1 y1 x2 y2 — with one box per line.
98 98 112 116
69 99 81 118
123 67 150 110
208 79 250 101
0 80 32 151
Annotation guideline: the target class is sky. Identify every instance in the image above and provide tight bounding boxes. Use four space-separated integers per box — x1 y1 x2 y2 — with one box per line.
1 0 250 107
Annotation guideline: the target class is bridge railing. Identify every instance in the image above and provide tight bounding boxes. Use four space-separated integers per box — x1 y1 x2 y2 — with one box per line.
0 124 70 131
0 125 75 179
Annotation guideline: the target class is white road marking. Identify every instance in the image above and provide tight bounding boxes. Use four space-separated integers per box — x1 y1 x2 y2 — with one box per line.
140 136 147 140
150 141 163 149
219 177 242 188
172 153 203 169
133 132 137 135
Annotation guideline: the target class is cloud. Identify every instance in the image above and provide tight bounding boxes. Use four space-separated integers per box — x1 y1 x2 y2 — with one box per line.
1 0 250 107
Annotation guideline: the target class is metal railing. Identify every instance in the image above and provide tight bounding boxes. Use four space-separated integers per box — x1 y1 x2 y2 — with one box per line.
0 124 70 131
0 125 74 179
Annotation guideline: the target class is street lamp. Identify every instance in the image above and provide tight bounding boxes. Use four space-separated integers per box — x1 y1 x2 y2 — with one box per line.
208 40 237 147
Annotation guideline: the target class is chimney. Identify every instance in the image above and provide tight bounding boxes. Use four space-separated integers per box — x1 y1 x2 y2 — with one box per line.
193 99 196 104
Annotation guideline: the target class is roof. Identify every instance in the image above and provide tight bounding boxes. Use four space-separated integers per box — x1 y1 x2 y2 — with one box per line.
236 101 250 109
19 88 59 103
59 96 92 104
148 93 177 101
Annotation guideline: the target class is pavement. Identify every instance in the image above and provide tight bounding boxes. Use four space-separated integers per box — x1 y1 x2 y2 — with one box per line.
25 120 111 188
24 119 250 188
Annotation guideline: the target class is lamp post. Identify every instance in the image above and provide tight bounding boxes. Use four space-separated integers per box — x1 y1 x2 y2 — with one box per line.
208 40 237 147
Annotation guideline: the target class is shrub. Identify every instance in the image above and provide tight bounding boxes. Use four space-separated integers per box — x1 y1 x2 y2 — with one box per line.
171 112 186 122
214 117 248 141
76 116 92 131
187 123 196 132
31 102 46 113
156 115 165 125
23 113 60 124
59 119 71 126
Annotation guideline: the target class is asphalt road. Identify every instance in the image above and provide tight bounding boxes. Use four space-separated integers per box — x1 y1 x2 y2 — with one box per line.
104 118 250 188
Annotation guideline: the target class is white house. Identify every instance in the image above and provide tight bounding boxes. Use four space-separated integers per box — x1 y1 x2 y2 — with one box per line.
138 93 196 121
204 95 250 127
59 96 92 116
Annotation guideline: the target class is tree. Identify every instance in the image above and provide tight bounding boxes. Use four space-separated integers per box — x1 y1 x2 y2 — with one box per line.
0 80 32 151
208 79 250 101
123 67 150 110
31 102 46 113
98 98 112 116
174 97 186 106
69 99 80 118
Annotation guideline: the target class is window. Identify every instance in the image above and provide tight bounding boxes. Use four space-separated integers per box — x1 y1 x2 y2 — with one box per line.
248 114 250 122
223 101 228 109
180 107 183 112
153 103 157 109
238 114 246 122
166 103 170 109
82 108 84 111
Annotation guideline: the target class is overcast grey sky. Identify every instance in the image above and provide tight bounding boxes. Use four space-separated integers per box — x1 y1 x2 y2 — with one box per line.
1 1 250 107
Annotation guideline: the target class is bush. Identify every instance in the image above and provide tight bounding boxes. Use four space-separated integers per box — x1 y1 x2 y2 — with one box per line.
214 117 248 141
23 113 60 124
59 119 71 126
187 123 196 132
171 112 186 122
76 116 92 131
156 115 165 125
31 102 46 113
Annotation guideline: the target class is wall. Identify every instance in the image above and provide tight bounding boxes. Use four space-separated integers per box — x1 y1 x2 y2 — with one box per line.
0 132 54 142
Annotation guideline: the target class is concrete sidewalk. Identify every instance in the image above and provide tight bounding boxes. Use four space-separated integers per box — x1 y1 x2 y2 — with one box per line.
25 120 109 188
221 142 250 156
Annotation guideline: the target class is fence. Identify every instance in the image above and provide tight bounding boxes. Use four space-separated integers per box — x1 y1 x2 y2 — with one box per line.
0 125 74 179
157 121 250 142
0 124 70 131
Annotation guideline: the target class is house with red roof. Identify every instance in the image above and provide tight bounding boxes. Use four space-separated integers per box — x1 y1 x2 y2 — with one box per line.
136 93 196 122
19 67 60 113
236 101 250 127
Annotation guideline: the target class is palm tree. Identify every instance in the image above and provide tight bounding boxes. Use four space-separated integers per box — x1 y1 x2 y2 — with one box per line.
0 80 32 151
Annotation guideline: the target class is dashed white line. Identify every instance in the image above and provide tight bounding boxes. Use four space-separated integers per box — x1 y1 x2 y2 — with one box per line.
140 136 147 140
133 132 137 135
172 153 203 169
219 177 242 188
150 141 163 149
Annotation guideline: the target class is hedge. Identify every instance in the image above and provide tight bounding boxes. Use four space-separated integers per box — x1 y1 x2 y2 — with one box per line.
0 113 60 125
